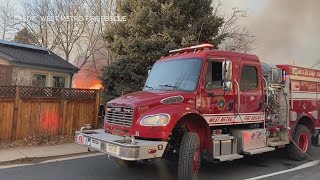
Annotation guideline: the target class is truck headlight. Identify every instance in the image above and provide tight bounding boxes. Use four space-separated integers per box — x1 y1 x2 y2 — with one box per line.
140 114 170 126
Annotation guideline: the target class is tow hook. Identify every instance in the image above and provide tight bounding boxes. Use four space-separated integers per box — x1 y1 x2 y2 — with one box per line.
80 124 92 132
131 135 136 144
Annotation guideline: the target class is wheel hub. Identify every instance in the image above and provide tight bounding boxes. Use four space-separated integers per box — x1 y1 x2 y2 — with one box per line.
298 133 308 152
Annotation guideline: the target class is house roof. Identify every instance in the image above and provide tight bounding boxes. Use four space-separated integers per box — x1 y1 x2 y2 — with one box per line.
0 40 79 73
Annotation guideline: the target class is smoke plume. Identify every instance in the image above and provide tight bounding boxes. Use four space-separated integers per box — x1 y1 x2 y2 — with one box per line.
250 0 320 67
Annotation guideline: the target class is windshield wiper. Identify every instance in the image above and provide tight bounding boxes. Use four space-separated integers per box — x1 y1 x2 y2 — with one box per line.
158 84 181 90
144 85 153 90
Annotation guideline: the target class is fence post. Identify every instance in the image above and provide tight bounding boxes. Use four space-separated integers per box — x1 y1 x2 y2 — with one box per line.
11 86 20 141
59 88 66 135
93 90 101 129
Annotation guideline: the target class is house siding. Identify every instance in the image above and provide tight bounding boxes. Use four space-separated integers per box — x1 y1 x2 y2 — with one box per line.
0 57 10 65
0 54 73 88
12 67 71 88
0 64 13 86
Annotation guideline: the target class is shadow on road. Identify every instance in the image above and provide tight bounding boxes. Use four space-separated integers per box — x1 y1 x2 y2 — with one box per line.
103 147 317 180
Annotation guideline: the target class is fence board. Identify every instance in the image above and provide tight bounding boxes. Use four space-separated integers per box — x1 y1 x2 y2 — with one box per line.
0 102 14 140
0 86 100 141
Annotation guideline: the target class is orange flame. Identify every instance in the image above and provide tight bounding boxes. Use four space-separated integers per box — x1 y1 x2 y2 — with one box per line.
73 78 102 89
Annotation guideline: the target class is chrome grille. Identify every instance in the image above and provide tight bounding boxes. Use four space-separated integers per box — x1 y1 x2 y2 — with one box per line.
106 105 134 126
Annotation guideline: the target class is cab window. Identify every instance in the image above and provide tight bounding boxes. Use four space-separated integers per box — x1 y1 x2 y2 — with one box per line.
240 65 258 91
206 61 223 90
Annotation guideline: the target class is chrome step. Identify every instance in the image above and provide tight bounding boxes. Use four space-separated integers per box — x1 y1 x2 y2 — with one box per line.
268 140 290 147
214 154 243 162
244 147 275 155
212 135 235 141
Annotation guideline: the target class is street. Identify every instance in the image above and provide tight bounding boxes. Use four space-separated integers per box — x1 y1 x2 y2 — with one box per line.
0 146 319 180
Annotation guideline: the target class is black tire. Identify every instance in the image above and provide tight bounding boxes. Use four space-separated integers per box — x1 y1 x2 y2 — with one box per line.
178 132 201 180
114 158 136 168
288 125 311 161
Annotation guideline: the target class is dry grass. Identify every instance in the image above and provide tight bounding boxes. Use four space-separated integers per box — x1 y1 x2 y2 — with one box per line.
0 134 75 150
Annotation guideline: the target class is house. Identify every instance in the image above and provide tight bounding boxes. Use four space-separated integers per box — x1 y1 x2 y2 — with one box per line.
0 40 79 88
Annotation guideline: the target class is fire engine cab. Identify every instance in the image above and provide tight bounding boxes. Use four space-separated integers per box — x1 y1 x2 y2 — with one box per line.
75 44 320 180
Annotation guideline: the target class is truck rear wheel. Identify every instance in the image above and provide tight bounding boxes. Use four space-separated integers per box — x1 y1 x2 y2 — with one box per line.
178 132 200 180
114 158 136 168
288 125 311 161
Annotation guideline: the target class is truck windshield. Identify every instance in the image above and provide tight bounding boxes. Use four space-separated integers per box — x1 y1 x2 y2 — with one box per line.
144 58 202 92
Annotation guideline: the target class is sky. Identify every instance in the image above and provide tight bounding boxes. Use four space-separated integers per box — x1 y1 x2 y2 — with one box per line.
2 0 319 68
222 0 320 68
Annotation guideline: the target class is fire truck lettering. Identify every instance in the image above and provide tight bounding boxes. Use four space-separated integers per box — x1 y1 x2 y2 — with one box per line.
221 117 226 122
209 117 220 123
209 116 233 123
251 115 262 121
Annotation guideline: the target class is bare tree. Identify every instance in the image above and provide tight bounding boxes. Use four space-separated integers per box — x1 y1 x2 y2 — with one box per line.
20 0 89 62
18 0 118 71
0 0 16 40
20 0 58 50
47 0 89 62
213 2 255 52
73 0 118 75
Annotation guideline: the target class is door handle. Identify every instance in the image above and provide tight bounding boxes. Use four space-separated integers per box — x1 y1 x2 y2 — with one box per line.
229 101 234 111
259 100 263 110
234 81 240 113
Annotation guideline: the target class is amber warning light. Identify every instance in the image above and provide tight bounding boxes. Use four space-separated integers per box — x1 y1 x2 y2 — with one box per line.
169 44 214 54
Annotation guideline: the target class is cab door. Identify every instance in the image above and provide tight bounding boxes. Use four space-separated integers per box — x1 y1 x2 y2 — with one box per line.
234 60 264 123
200 58 235 125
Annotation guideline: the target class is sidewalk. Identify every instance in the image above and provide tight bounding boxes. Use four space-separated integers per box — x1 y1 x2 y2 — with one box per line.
0 143 93 164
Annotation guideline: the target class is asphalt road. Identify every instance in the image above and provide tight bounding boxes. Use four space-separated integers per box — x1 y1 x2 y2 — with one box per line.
0 146 319 180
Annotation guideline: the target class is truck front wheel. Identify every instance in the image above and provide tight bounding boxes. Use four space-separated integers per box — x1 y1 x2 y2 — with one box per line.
288 125 311 161
178 132 201 180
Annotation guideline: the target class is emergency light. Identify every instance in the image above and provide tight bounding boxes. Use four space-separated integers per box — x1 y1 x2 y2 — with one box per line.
169 44 214 54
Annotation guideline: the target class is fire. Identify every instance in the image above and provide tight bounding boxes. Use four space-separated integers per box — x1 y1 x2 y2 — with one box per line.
73 77 103 89
90 82 103 89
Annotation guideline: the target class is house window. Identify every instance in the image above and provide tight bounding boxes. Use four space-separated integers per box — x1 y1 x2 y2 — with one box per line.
240 66 258 91
32 74 47 87
52 76 66 88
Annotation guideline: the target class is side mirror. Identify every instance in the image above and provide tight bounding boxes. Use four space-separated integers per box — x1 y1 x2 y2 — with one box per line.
222 60 232 81
223 81 232 91
147 66 152 75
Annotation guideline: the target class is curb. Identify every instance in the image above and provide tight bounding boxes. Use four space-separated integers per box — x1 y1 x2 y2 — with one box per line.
0 151 99 166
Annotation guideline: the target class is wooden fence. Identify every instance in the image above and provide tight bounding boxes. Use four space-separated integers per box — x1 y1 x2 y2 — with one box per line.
0 86 100 141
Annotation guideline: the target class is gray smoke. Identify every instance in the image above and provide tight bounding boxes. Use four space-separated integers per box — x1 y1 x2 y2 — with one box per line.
250 0 320 67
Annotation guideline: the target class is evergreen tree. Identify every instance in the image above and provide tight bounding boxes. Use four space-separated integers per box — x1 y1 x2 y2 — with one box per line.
102 0 225 100
13 28 38 45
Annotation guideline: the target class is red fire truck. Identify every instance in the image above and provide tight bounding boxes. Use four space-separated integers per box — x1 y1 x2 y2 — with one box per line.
75 44 320 180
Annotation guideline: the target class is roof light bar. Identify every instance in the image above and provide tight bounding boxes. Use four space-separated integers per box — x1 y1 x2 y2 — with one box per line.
169 44 214 54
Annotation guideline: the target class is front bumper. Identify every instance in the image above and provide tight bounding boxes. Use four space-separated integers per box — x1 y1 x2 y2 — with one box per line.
75 129 168 161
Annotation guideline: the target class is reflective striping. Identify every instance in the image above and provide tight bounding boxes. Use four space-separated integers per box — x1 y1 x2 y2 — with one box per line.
290 75 320 82
204 113 265 125
202 112 264 116
290 92 317 99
